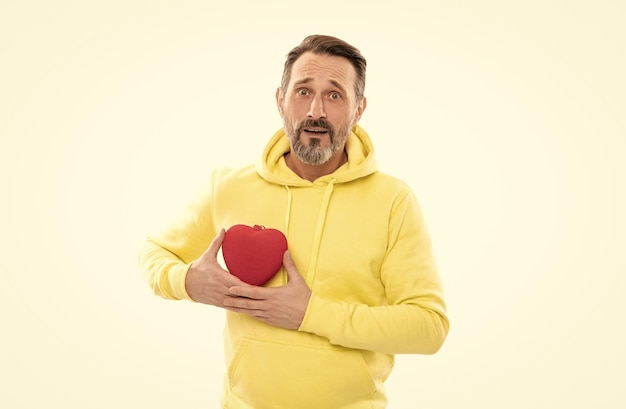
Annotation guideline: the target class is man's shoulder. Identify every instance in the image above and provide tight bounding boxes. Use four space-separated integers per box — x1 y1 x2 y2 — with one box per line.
212 163 258 182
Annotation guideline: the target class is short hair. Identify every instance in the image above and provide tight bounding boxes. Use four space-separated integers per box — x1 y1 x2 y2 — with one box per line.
281 35 367 101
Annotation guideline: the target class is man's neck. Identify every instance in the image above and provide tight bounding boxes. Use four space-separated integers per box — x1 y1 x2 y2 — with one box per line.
284 150 348 182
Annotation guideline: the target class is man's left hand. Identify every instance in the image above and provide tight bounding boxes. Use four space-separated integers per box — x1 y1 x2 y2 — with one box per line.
222 250 312 330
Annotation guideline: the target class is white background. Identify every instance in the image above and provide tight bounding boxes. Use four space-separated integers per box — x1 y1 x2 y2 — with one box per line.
1 1 625 407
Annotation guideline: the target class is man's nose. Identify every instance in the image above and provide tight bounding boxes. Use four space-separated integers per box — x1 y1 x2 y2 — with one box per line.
307 95 326 119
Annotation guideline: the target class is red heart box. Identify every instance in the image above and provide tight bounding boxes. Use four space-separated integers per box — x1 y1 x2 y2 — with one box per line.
222 224 288 286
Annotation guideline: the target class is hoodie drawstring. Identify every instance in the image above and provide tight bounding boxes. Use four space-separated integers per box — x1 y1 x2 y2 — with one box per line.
284 185 293 234
282 179 337 285
282 185 293 284
305 178 336 283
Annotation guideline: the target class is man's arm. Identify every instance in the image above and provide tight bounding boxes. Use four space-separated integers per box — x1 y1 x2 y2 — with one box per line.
299 292 448 355
140 228 251 306
140 238 194 301
138 171 235 302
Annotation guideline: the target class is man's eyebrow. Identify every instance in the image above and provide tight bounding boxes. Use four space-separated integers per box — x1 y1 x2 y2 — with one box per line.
330 80 347 93
293 77 313 86
293 78 348 93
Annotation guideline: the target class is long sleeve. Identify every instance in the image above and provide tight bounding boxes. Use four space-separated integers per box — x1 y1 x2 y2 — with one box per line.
138 175 218 300
298 294 448 354
139 239 193 300
298 190 449 355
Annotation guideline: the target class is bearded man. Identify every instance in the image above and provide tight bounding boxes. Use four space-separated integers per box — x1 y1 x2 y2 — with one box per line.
140 34 449 409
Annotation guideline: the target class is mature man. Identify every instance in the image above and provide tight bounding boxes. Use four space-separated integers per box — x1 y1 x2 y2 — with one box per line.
140 34 449 409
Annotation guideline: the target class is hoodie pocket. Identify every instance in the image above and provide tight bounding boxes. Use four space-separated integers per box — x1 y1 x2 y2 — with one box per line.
227 337 377 409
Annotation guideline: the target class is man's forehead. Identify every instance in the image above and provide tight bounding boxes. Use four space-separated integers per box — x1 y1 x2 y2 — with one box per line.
290 52 355 85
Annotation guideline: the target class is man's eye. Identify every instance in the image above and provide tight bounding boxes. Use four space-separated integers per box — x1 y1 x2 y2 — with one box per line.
297 89 308 96
329 92 340 100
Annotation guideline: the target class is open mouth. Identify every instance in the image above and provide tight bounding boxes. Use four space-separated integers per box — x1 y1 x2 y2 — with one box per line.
303 127 329 135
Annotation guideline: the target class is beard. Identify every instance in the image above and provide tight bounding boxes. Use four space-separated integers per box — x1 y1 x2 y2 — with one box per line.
284 118 351 166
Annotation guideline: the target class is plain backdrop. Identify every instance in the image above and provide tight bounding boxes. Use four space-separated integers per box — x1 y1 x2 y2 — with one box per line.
1 1 625 408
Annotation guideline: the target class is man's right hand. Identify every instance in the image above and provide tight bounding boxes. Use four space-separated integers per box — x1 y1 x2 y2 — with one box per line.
185 228 250 306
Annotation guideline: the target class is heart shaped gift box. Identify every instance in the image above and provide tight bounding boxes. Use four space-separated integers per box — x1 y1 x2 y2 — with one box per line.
221 224 288 286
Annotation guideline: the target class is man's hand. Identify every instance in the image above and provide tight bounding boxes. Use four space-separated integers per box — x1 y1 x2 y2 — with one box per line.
185 228 251 306
223 250 312 330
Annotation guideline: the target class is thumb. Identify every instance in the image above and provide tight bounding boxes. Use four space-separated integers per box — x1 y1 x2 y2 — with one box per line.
283 250 304 283
201 228 226 260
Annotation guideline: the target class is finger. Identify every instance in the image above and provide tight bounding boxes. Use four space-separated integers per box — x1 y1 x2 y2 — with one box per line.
202 228 226 260
229 284 269 299
223 273 251 288
283 250 303 283
223 295 266 311
222 304 270 322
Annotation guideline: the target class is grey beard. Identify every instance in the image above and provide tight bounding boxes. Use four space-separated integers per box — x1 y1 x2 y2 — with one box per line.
286 118 349 166
291 137 335 165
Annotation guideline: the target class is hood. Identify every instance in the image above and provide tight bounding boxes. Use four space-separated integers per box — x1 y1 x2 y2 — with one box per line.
255 124 379 185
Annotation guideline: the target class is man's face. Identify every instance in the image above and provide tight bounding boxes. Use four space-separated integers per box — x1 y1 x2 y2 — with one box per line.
277 52 365 165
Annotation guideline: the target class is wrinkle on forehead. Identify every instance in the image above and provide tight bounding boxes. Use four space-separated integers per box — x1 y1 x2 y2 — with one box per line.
290 52 356 92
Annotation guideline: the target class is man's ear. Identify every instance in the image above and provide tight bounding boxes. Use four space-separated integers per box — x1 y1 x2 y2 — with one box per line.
275 87 284 117
352 97 367 124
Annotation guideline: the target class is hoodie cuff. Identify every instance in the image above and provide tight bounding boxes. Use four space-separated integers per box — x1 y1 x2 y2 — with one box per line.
170 263 195 302
298 294 342 340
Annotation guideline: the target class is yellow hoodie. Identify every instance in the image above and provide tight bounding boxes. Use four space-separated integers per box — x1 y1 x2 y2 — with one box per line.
139 125 449 408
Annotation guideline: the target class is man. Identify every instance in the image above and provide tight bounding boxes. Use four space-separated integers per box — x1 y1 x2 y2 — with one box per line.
139 34 449 409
